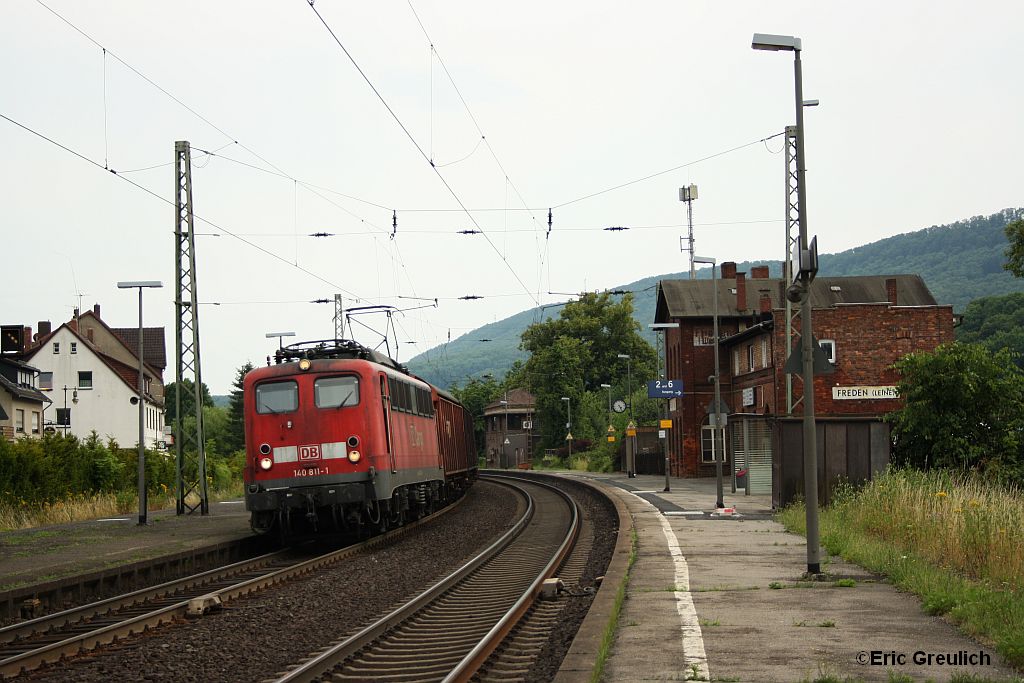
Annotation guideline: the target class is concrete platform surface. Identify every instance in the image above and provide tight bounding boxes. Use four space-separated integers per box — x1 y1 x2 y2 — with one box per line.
0 500 252 591
565 472 1019 683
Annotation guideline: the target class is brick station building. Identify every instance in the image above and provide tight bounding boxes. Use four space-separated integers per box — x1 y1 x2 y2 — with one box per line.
653 263 955 486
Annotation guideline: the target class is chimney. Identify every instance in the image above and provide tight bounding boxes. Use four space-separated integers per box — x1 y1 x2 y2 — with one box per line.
886 278 898 305
721 261 737 279
735 272 747 311
759 289 772 314
751 265 770 279
93 304 101 318
37 321 51 339
23 327 32 352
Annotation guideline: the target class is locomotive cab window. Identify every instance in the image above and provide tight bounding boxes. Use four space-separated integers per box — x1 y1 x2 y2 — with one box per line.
315 376 360 408
255 380 299 414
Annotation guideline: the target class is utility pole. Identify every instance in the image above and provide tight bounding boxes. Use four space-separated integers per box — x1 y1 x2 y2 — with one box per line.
174 140 209 516
334 294 345 339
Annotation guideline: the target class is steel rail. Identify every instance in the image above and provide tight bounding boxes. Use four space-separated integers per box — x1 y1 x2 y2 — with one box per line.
0 494 466 679
275 476 578 683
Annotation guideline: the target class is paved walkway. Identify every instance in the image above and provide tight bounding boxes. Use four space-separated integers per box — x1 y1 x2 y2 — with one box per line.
565 472 1019 683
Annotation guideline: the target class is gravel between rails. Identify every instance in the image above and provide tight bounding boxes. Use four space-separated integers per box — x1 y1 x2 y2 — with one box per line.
19 481 521 683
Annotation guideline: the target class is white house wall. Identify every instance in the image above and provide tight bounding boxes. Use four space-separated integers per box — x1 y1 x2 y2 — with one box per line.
32 327 164 448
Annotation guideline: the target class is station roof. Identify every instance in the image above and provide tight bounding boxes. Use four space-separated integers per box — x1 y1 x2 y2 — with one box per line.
655 274 939 321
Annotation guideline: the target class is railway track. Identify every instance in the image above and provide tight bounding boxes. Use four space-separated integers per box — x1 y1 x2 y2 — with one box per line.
273 475 579 683
0 497 464 680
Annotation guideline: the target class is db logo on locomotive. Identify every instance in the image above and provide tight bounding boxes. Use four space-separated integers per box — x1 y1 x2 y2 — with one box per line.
299 444 322 461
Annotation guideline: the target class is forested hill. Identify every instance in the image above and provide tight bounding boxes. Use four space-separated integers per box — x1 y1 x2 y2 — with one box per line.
407 208 1024 389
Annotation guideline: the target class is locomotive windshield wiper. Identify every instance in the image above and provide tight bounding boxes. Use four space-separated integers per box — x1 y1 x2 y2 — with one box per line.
335 390 356 409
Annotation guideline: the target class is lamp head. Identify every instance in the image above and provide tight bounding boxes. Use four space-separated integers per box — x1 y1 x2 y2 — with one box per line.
751 33 801 51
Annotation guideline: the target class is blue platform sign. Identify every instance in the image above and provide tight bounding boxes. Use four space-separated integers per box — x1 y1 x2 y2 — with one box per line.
647 379 684 398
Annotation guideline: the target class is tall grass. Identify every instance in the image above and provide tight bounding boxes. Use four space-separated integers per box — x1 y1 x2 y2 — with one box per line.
778 469 1024 667
0 481 244 531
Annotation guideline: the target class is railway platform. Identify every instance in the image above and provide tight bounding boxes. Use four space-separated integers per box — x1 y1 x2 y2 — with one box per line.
558 472 1018 683
0 500 252 601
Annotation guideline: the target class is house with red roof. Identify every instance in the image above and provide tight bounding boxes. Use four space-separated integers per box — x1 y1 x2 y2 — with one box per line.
15 305 167 449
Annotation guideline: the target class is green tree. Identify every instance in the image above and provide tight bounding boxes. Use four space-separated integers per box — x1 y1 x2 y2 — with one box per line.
1003 218 1024 278
519 292 657 449
887 342 1024 482
165 379 214 422
224 362 254 454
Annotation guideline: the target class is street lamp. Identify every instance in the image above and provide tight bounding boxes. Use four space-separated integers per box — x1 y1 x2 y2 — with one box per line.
617 352 635 478
118 280 163 526
499 399 509 469
693 256 724 508
650 322 680 492
61 385 79 433
753 31 821 575
561 396 572 461
600 383 612 431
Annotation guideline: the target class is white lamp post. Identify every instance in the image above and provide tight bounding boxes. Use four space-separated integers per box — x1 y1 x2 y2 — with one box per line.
561 396 572 461
118 280 163 526
650 322 680 492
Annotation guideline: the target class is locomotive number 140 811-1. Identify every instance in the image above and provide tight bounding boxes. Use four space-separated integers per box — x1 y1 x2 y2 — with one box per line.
294 465 329 477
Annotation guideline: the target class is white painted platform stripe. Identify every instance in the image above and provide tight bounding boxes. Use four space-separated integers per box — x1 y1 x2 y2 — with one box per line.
632 494 710 680
274 445 297 463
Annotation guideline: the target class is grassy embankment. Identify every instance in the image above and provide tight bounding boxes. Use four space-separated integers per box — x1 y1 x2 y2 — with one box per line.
778 469 1024 669
0 483 244 531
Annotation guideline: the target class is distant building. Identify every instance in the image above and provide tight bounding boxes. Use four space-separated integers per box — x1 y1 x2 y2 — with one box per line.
483 388 538 468
0 356 49 440
11 305 167 449
654 264 955 496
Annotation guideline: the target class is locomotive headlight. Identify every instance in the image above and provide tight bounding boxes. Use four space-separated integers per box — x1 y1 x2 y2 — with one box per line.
259 456 273 471
348 450 361 463
298 358 312 371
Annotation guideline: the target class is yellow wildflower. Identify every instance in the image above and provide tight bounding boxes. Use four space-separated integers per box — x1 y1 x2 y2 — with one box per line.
968 499 981 508
934 491 948 498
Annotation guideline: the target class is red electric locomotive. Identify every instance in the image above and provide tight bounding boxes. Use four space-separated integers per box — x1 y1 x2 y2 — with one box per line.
243 339 476 536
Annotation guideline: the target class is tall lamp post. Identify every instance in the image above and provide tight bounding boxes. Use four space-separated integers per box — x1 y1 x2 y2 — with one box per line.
499 399 509 469
616 353 635 478
561 396 572 461
752 32 821 575
650 322 680 492
61 385 79 433
693 257 725 509
600 383 612 429
118 280 163 526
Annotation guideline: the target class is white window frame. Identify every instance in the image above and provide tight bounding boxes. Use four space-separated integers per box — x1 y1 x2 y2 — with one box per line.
746 344 755 372
15 409 25 433
78 370 93 389
761 338 768 369
70 342 78 354
53 342 60 354
819 339 837 364
31 412 40 434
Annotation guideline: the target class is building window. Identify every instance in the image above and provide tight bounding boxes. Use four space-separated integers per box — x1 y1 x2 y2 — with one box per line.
746 344 755 372
15 409 25 433
761 338 769 369
819 339 837 364
31 412 40 434
78 371 93 389
70 342 78 354
56 408 71 427
733 349 740 375
53 342 60 354
701 417 726 464
39 372 53 390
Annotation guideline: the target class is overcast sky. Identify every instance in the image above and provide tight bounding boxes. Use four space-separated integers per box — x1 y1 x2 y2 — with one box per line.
3 1 1021 394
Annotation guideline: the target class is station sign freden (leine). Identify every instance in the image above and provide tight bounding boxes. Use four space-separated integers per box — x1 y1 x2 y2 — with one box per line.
647 379 684 399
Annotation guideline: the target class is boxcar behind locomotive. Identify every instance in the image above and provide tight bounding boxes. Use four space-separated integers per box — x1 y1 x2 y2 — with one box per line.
243 340 476 535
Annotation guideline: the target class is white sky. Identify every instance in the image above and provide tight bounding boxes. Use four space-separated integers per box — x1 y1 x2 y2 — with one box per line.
3 1 1021 393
